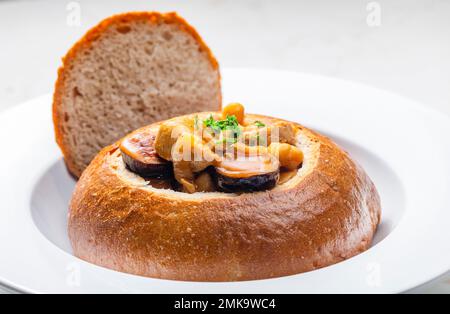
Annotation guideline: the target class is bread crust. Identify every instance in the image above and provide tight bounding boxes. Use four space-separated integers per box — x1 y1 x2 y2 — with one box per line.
53 12 221 178
68 113 381 281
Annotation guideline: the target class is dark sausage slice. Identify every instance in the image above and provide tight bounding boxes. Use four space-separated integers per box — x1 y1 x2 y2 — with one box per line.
215 154 280 192
120 127 172 179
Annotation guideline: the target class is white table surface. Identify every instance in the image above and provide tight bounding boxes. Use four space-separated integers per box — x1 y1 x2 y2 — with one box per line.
0 0 448 294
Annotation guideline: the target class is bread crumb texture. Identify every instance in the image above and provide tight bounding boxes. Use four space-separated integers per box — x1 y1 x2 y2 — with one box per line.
53 12 221 177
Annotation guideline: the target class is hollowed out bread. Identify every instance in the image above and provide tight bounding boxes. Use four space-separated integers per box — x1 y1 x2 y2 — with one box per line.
53 12 221 178
68 113 381 281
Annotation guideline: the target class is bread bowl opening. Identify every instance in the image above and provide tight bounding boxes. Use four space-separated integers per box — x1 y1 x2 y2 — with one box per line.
112 103 319 196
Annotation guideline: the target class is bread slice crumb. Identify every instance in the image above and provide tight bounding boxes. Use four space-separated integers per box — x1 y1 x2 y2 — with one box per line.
53 12 221 178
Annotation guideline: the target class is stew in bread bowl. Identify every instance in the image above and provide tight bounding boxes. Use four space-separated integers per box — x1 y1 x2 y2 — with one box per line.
68 103 381 281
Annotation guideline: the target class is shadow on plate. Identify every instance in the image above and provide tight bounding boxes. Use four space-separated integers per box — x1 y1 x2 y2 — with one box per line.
30 159 75 253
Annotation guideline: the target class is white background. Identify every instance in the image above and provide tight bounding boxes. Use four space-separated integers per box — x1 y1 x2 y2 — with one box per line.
0 0 448 293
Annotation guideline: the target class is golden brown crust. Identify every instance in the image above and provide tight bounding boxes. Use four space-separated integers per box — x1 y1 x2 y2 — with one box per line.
68 113 381 281
53 12 221 178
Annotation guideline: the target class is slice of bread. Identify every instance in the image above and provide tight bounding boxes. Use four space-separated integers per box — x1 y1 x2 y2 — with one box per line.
53 12 221 178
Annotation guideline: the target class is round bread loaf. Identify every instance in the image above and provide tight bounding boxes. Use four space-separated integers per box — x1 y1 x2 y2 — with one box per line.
53 12 221 178
68 113 381 281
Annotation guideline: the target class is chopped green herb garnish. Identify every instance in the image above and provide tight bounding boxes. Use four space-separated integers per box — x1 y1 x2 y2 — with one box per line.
204 115 242 144
204 115 241 133
203 115 220 132
254 120 265 128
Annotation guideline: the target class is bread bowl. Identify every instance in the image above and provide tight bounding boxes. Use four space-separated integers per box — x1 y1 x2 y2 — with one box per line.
69 103 381 281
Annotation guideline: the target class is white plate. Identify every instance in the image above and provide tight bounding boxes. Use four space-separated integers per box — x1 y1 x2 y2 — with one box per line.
0 69 449 294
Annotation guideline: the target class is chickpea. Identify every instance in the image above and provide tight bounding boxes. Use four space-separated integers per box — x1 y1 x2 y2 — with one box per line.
268 143 303 170
222 103 245 124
